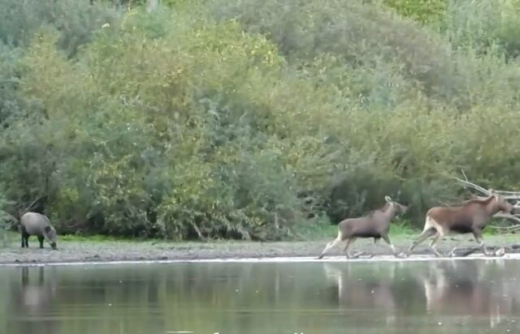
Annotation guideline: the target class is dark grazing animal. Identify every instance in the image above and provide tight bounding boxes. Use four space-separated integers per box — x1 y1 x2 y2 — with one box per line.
405 190 513 257
318 196 408 259
20 211 58 250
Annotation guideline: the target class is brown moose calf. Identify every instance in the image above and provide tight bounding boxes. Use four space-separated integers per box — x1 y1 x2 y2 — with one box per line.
318 196 408 259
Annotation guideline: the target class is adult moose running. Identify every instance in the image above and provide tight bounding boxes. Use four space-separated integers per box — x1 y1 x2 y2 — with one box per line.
405 189 513 258
318 196 408 259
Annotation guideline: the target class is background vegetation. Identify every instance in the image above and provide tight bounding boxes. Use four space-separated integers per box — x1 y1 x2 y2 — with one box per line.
1 0 520 241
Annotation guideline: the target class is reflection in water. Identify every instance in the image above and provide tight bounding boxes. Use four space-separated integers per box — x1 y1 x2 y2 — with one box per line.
415 260 510 328
0 260 519 334
7 267 59 334
323 259 520 331
323 262 398 325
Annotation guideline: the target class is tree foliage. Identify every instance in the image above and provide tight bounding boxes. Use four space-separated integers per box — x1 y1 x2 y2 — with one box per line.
1 0 520 240
382 0 447 25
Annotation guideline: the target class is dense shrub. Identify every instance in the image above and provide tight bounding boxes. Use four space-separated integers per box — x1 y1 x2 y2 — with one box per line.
1 0 520 239
442 0 520 60
209 0 460 104
0 0 120 56
382 0 447 26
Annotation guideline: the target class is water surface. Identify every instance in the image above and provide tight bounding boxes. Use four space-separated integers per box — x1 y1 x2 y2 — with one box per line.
0 258 519 334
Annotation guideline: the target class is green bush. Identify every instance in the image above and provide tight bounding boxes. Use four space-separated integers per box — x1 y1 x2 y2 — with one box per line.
383 0 447 26
1 15 316 239
1 0 520 239
208 0 460 104
0 183 15 246
0 0 120 56
442 0 520 59
0 43 23 126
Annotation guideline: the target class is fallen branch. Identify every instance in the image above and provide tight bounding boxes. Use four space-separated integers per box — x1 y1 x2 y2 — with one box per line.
484 213 520 234
453 175 490 196
490 225 520 233
494 190 520 196
17 196 43 217
452 172 520 232
493 213 520 224
190 222 206 241
454 170 520 200
26 196 42 211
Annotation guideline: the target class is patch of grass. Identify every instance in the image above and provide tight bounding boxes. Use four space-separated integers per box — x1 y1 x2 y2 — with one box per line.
58 234 133 243
2 219 509 247
292 217 421 241
2 230 151 244
2 230 20 242
389 219 420 236
291 218 338 241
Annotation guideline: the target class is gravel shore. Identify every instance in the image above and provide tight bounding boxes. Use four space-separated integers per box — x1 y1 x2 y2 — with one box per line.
1 234 519 265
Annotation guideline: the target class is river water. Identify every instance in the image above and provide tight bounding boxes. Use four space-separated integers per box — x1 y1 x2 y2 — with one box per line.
0 258 519 334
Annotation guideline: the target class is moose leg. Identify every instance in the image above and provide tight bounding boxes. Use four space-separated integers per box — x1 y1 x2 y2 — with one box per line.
318 236 342 259
473 230 494 256
406 228 437 256
478 236 505 257
343 237 361 259
447 237 467 257
38 236 44 249
428 233 444 257
448 246 463 257
460 230 495 257
382 235 400 257
22 233 30 249
21 227 29 248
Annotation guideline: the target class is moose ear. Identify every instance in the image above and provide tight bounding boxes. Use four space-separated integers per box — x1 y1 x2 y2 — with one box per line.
44 226 51 234
385 196 392 203
488 189 499 199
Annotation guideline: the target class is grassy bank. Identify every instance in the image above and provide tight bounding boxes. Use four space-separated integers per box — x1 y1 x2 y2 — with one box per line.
0 231 519 265
1 217 511 245
1 220 519 265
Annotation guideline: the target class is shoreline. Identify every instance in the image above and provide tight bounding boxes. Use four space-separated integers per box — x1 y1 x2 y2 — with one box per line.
3 253 520 267
1 234 520 266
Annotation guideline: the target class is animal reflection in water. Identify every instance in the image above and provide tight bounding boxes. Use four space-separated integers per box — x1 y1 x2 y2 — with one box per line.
322 262 400 324
9 267 59 334
416 260 511 326
322 260 516 328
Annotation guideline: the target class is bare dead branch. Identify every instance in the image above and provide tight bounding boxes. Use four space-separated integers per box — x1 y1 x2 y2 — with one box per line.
492 213 520 225
453 175 490 196
486 214 520 234
190 222 206 241
494 190 520 196
460 169 468 181
25 196 42 213
501 195 520 200
491 225 520 232
455 171 520 200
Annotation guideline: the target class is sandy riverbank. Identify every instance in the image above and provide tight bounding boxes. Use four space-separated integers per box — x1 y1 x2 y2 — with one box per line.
0 234 520 265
